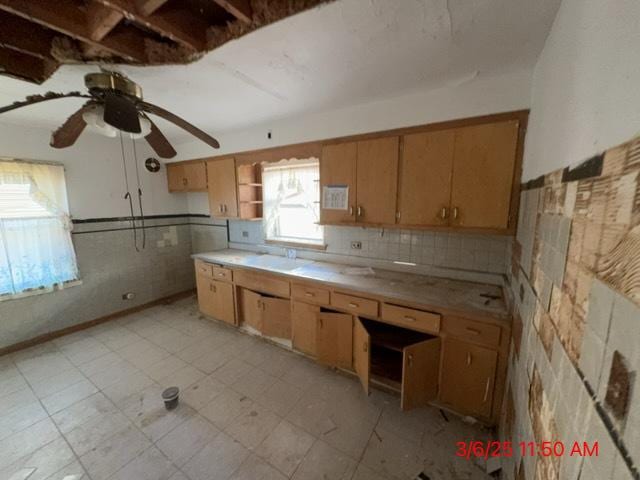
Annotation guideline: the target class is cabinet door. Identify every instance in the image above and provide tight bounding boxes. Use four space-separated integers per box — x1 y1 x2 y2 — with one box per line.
292 301 320 356
167 163 185 192
240 289 263 332
262 297 292 339
450 120 519 229
439 339 497 418
207 158 238 217
316 312 353 369
320 142 357 224
213 280 235 325
184 162 207 191
196 274 217 318
401 338 441 410
353 317 370 395
399 131 455 226
356 137 399 224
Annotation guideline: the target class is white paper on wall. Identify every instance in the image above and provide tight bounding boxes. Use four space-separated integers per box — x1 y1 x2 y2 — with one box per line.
322 185 349 210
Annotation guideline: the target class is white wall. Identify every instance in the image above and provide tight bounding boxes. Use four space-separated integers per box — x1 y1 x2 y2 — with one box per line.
522 0 640 180
174 68 532 161
0 122 188 218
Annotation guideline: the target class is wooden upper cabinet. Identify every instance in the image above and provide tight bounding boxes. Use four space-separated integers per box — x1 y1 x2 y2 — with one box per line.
207 158 238 218
320 142 357 224
183 162 207 191
450 120 519 229
398 130 455 226
167 162 206 192
356 137 399 224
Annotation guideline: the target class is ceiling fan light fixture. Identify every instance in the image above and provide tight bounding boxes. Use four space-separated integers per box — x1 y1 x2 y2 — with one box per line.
82 104 118 138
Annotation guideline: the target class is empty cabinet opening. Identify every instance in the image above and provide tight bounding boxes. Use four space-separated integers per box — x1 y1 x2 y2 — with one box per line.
360 318 437 391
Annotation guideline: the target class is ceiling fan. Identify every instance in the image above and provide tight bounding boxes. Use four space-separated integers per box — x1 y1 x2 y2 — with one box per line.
0 71 220 158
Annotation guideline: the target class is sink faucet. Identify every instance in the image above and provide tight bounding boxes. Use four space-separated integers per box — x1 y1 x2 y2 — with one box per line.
286 248 297 259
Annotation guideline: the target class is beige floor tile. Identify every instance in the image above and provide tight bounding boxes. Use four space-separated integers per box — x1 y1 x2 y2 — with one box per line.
0 370 28 397
156 415 220 467
101 369 156 406
256 420 315 477
41 379 99 415
0 437 76 480
229 454 288 480
183 432 249 480
78 425 151 480
209 358 253 384
44 460 89 480
157 365 206 391
60 338 111 366
225 402 281 450
77 352 124 377
109 446 176 480
231 367 277 399
291 440 357 480
64 410 132 456
52 392 118 434
28 368 86 399
142 355 188 381
86 358 141 390
0 388 39 415
361 427 425 480
0 418 60 471
0 401 49 441
181 375 227 410
256 378 304 417
351 463 395 480
200 387 254 430
191 347 235 374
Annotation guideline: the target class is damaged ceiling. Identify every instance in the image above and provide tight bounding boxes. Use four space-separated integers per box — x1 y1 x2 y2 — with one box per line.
0 0 330 83
0 0 561 144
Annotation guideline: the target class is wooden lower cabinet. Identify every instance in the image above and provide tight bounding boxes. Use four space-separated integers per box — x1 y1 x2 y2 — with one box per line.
196 274 235 325
316 311 353 369
353 318 440 411
439 338 498 418
291 301 320 356
239 288 291 340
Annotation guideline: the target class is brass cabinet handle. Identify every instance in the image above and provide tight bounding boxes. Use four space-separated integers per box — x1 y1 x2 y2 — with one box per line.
453 206 459 220
440 207 448 220
304 292 315 297
357 206 362 217
483 377 491 402
217 273 225 277
408 353 413 367
466 352 472 366
348 302 359 308
349 206 354 216
403 316 416 322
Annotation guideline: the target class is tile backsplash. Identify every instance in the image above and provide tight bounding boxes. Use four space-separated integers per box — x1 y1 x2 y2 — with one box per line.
228 220 510 275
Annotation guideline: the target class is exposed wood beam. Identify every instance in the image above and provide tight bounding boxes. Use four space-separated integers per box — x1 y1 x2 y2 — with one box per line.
94 0 206 51
212 0 252 24
0 11 56 60
0 0 147 62
0 47 58 84
87 2 124 41
135 0 169 17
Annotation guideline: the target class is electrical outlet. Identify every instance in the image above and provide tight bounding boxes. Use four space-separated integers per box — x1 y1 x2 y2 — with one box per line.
351 241 362 250
242 231 249 238
122 292 135 300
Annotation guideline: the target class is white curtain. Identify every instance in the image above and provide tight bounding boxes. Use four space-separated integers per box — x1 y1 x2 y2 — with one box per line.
0 160 78 296
263 158 323 243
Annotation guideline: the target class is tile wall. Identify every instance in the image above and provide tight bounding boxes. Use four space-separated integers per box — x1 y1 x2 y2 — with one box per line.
0 215 228 350
228 220 511 283
499 136 640 479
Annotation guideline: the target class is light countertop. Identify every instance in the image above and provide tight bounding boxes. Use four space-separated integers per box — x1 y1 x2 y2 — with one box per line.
193 249 509 322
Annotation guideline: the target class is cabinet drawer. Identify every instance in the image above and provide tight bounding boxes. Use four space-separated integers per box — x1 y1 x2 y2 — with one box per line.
291 283 330 305
234 269 290 298
195 260 213 277
442 316 501 347
380 303 440 334
211 266 233 283
331 292 378 317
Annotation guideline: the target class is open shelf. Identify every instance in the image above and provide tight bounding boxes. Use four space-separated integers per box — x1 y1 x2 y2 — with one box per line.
237 164 263 220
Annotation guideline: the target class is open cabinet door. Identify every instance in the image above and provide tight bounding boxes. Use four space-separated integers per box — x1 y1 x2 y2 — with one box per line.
240 289 263 331
262 297 292 339
401 338 441 410
316 312 353 369
353 317 370 395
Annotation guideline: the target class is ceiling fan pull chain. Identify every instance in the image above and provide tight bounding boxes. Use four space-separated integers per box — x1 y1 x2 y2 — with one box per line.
120 132 139 252
131 137 146 250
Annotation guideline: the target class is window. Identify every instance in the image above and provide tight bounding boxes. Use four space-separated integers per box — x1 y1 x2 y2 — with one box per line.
263 158 324 246
0 160 78 297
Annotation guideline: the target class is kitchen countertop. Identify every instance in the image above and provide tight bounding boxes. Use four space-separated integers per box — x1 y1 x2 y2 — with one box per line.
192 249 510 323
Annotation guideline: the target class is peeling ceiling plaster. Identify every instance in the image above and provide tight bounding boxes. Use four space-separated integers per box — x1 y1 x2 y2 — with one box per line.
0 0 560 143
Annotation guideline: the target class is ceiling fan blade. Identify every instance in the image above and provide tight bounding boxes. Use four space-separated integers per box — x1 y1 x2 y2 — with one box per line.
0 92 90 115
50 105 90 149
139 101 220 149
103 92 141 134
144 116 177 158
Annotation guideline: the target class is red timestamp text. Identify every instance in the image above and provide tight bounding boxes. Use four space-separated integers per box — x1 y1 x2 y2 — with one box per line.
455 441 599 459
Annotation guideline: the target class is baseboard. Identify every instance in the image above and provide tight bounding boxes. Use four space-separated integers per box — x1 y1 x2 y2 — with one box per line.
0 289 196 357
